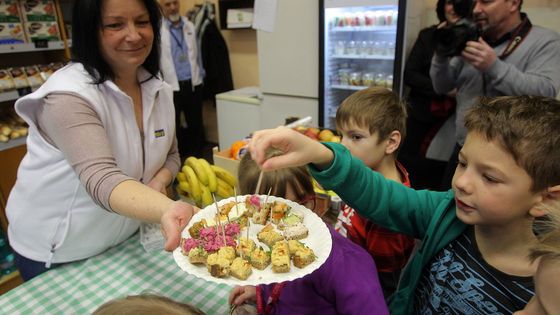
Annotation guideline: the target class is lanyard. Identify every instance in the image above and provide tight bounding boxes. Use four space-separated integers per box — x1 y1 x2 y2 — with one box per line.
482 14 532 95
257 283 284 315
169 27 185 51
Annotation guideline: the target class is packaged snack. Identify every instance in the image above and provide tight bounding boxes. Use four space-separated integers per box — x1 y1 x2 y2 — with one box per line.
0 68 15 91
9 67 29 88
0 0 22 23
20 0 57 22
25 20 59 41
362 72 375 86
349 71 362 86
38 63 53 81
49 61 64 71
0 22 25 43
24 65 43 87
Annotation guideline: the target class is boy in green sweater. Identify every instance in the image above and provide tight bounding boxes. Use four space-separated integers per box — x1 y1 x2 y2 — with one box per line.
248 95 560 314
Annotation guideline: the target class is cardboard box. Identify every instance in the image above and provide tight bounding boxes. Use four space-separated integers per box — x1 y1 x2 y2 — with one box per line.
212 146 239 180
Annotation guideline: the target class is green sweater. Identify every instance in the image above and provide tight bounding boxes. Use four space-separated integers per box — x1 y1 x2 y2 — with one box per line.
310 143 468 315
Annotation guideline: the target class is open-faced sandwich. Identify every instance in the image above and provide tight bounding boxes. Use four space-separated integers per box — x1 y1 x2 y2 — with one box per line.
257 224 284 248
207 253 230 278
188 246 208 265
230 257 253 280
271 241 290 273
283 223 309 241
218 246 236 264
236 237 256 258
292 245 316 269
249 246 271 270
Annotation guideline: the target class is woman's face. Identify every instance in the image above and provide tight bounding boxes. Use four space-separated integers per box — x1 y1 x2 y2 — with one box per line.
445 1 461 24
98 0 153 75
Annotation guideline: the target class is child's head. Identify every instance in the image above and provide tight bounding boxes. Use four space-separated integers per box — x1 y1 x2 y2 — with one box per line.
92 294 205 315
453 96 560 226
335 86 407 170
463 96 560 193
238 149 315 210
514 201 560 315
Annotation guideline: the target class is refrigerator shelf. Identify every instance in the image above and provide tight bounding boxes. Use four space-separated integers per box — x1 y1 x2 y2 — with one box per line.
330 84 392 91
330 54 394 60
329 26 396 33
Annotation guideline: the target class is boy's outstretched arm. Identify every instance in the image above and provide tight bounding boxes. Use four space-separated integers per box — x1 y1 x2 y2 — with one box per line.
249 127 334 171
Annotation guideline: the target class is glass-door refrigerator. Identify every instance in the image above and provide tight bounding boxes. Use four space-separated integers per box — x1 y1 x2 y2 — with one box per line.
319 0 407 129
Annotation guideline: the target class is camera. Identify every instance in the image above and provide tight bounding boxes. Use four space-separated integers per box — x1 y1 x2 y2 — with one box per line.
434 18 480 57
433 0 478 57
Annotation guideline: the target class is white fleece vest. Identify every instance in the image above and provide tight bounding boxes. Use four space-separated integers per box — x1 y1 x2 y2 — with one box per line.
6 63 175 265
160 17 203 90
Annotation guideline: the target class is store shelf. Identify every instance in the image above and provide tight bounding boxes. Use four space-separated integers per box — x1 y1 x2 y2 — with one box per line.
0 91 19 103
0 41 67 54
331 54 394 60
0 136 26 152
329 25 396 33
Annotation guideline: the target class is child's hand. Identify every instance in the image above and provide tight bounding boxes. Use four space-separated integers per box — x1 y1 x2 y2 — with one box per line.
229 285 257 305
249 127 334 171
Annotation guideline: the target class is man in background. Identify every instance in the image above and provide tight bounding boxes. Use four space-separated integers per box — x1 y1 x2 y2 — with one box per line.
160 0 206 158
430 0 560 189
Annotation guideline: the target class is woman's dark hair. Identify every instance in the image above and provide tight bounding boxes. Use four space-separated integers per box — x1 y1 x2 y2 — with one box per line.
71 0 162 84
436 0 474 23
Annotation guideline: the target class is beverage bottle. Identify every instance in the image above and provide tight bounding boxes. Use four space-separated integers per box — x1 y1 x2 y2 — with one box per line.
0 229 17 276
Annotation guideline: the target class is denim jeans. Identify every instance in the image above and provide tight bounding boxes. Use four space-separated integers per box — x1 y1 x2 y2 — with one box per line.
13 251 62 281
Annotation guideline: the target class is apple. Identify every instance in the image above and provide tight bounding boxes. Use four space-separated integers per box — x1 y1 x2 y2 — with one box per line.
304 129 319 140
294 126 307 134
318 129 335 142
330 135 341 143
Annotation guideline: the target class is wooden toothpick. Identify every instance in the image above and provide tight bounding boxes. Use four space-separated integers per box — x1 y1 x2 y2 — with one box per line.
255 170 264 195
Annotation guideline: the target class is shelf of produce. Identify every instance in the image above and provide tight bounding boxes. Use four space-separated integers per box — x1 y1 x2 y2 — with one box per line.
0 91 19 103
329 26 396 33
331 54 394 60
0 136 26 152
0 41 67 54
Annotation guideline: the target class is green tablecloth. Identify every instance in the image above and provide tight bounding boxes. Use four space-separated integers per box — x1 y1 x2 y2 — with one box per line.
0 234 232 314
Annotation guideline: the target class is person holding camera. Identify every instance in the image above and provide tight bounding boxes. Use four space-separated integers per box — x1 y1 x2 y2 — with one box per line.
399 0 472 190
430 0 560 189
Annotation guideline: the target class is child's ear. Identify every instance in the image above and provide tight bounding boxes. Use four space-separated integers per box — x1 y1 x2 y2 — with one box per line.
529 185 560 217
385 131 401 155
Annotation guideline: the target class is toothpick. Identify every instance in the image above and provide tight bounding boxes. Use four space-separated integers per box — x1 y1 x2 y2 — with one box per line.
255 169 264 195
264 187 272 222
212 193 224 244
234 186 239 218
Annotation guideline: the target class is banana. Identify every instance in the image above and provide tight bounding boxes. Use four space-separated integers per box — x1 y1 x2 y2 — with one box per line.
185 157 208 186
198 158 217 192
200 183 212 207
211 165 237 188
216 177 234 198
182 165 201 202
177 181 191 195
176 172 187 183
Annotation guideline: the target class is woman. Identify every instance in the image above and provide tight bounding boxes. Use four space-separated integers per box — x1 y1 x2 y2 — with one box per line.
398 0 472 190
6 0 195 280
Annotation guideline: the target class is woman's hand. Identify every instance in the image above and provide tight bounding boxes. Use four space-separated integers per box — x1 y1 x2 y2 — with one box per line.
248 127 334 171
229 285 257 306
160 200 198 251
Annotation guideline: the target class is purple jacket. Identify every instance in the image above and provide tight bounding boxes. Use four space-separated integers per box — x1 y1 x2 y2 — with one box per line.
258 226 389 315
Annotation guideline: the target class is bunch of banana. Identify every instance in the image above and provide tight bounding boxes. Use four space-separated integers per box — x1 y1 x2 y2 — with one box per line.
176 156 238 207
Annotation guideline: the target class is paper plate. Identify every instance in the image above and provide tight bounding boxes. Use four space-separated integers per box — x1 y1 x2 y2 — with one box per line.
173 195 333 286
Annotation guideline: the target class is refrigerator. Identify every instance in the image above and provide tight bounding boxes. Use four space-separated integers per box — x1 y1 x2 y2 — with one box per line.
319 0 408 129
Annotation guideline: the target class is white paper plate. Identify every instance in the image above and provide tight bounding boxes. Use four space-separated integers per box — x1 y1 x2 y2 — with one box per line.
173 195 333 286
